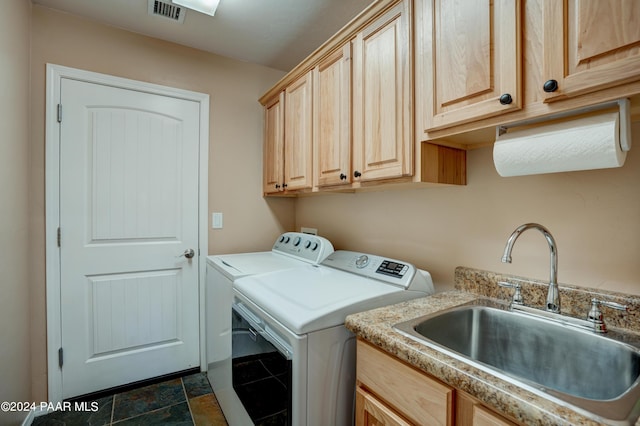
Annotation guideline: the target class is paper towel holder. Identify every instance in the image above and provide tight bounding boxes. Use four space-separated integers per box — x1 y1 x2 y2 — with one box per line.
497 98 632 152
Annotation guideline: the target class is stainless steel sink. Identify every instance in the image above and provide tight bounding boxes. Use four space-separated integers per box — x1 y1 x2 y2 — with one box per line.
393 299 640 425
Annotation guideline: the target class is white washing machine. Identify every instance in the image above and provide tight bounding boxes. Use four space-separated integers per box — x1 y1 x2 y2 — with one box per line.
228 250 436 425
206 232 334 422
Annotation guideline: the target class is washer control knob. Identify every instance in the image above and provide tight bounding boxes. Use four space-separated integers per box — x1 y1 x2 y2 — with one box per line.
293 236 301 246
355 255 369 269
279 235 286 243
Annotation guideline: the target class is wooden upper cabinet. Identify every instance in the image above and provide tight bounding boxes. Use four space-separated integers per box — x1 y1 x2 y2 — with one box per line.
313 43 352 188
284 71 313 191
352 0 412 183
416 0 522 132
263 92 285 194
542 0 640 102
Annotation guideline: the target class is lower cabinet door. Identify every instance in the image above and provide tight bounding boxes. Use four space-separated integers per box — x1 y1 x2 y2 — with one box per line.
456 391 517 426
356 387 412 426
473 405 517 426
357 340 454 425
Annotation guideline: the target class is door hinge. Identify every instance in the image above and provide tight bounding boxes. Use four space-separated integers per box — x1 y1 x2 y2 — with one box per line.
58 347 63 368
57 227 61 247
57 104 62 123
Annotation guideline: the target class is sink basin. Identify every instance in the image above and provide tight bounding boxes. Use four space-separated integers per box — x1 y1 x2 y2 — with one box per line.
393 299 640 424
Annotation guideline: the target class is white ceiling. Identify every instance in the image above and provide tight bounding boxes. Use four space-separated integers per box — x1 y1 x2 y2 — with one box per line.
32 0 376 71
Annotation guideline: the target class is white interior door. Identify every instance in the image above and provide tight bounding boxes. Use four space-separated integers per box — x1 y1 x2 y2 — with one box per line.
58 77 201 398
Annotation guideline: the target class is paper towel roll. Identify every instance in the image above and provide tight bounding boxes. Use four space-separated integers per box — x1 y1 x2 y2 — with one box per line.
493 111 626 177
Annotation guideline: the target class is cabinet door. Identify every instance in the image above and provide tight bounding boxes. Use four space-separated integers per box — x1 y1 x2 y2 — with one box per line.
473 406 517 426
352 0 412 182
357 340 454 426
543 0 640 101
284 72 313 191
416 0 522 131
356 387 412 426
313 44 352 188
263 92 285 194
456 391 517 426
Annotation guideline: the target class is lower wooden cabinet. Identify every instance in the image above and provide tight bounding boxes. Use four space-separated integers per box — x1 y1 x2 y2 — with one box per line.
356 387 413 426
456 391 517 426
356 338 454 425
356 339 517 426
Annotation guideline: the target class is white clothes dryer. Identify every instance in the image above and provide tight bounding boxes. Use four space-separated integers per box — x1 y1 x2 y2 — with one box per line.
206 232 333 423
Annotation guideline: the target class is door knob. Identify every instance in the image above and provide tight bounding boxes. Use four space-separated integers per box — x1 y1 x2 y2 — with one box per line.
499 93 513 105
179 248 195 259
543 79 559 93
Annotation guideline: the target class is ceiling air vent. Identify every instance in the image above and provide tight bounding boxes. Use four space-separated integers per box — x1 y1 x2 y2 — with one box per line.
148 0 186 23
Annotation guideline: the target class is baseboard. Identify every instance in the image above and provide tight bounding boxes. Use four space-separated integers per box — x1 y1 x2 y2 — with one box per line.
19 368 201 425
20 406 47 426
68 367 200 403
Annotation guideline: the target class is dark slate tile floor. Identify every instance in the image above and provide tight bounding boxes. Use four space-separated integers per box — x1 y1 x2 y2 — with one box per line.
32 373 228 426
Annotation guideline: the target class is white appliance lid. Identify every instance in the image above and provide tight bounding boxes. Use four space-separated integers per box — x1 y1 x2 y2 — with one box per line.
207 252 305 279
206 232 335 279
234 264 420 334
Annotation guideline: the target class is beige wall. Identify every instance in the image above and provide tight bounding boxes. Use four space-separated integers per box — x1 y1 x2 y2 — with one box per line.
296 124 640 296
30 6 292 401
0 1 31 425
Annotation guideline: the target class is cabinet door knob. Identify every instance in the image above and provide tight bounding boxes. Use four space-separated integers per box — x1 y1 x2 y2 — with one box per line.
275 184 280 189
354 171 362 178
282 183 288 189
340 173 347 180
499 93 513 105
543 79 559 93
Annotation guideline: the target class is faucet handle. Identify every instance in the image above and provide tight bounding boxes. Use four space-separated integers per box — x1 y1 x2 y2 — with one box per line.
498 281 524 305
587 298 628 333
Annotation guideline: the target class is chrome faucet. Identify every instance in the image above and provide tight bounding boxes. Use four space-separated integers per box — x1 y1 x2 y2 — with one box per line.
501 223 560 313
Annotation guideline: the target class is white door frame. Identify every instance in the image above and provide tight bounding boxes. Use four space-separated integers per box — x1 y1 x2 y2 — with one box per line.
45 64 209 404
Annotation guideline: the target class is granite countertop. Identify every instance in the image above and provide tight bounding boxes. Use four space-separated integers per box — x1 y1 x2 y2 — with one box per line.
345 267 640 426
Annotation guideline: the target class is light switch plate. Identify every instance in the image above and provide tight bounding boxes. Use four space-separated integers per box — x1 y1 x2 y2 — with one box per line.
301 227 317 235
212 212 223 229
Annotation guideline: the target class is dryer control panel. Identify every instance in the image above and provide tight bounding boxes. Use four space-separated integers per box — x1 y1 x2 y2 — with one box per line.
376 260 410 278
321 250 434 293
272 232 334 264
